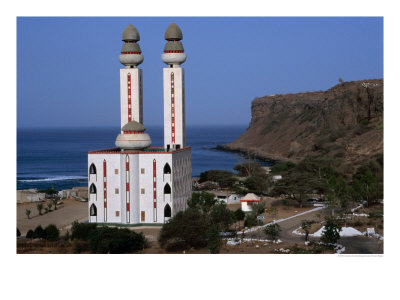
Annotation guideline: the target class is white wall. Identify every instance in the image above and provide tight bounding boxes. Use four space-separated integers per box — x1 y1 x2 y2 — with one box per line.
120 68 143 129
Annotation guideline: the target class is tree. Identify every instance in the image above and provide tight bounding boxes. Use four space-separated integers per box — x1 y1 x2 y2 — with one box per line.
159 208 209 251
17 228 21 237
47 202 53 212
234 208 245 229
263 223 281 241
326 175 350 215
243 173 270 194
25 209 31 219
52 198 59 210
352 168 379 205
44 224 60 241
71 221 98 241
321 217 342 244
234 161 264 177
198 170 236 188
207 225 222 254
33 225 46 239
187 191 218 213
252 200 266 215
36 203 43 215
26 229 34 239
209 204 235 232
38 187 58 195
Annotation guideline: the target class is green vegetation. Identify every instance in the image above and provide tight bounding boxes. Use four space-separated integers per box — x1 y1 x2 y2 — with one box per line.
44 224 60 241
234 162 264 177
321 218 342 244
17 228 21 237
270 161 296 173
33 225 46 239
52 198 59 210
38 187 58 195
36 203 44 215
26 229 34 239
89 227 146 254
71 221 98 241
159 192 238 253
263 223 281 241
25 209 31 219
199 170 236 188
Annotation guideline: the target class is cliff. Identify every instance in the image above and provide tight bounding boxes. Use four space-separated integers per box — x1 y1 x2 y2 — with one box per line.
225 79 383 168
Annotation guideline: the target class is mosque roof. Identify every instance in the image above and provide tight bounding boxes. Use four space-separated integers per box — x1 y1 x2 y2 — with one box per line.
165 23 183 41
122 24 140 41
122 120 145 132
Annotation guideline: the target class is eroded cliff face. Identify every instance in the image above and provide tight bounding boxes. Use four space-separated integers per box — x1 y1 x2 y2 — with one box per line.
225 79 383 166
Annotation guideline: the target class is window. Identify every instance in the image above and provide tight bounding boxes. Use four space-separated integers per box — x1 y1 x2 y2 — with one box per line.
164 183 171 194
163 163 171 174
141 168 145 174
115 211 120 217
90 204 97 216
141 188 145 194
115 188 119 194
141 211 145 222
89 163 96 174
89 183 97 194
115 169 119 174
164 204 171 218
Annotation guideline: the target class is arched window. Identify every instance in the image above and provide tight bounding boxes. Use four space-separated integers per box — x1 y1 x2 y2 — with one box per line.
89 163 97 174
164 183 171 194
90 183 97 194
164 204 171 218
90 204 97 216
163 163 171 174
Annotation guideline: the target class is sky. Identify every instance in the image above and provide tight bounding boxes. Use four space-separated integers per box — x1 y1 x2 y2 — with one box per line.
17 17 383 128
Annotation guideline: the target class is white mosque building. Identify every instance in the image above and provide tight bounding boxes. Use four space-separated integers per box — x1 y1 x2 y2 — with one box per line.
88 23 192 225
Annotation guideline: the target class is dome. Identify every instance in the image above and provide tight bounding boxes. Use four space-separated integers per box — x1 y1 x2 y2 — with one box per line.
121 43 142 53
164 41 184 52
122 120 145 132
165 23 183 41
122 24 140 41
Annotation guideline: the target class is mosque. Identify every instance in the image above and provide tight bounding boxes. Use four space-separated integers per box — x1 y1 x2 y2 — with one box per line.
87 23 192 225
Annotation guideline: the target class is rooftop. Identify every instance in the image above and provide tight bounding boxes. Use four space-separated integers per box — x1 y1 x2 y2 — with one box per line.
88 146 191 155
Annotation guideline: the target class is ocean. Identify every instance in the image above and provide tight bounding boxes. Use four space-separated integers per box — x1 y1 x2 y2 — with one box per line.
17 125 269 191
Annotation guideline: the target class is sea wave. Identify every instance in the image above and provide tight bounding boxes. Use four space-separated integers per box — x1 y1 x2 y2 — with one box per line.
18 175 87 183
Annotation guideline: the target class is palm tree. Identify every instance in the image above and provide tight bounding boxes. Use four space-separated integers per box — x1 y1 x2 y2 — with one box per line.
25 209 31 219
36 203 43 215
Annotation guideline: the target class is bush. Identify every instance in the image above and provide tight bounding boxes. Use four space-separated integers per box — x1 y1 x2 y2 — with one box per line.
73 240 89 254
321 218 342 244
33 225 46 239
164 238 187 252
26 229 34 239
17 228 21 237
44 224 60 241
271 161 296 173
263 223 281 241
207 225 222 254
209 204 234 231
353 220 363 227
89 227 146 254
159 208 208 250
71 221 97 241
368 210 383 219
199 170 236 188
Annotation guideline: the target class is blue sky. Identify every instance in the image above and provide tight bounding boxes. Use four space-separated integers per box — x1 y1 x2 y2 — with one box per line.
17 17 383 128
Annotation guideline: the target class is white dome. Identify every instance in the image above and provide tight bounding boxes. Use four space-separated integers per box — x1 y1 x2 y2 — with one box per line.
161 52 186 66
115 132 151 150
119 53 144 67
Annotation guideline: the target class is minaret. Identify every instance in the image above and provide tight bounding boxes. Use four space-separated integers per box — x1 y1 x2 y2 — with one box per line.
119 24 144 129
162 23 187 151
115 25 151 150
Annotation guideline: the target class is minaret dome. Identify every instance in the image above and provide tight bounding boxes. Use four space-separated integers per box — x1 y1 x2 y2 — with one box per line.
119 24 144 68
162 23 186 66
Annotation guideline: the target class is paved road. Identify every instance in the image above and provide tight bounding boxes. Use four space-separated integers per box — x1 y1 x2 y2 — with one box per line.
245 208 383 254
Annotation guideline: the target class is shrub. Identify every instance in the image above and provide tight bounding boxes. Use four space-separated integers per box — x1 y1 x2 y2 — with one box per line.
159 208 208 250
199 170 236 188
368 210 383 219
209 204 234 231
25 209 31 219
353 220 363 227
73 240 88 254
36 203 44 215
321 218 342 244
17 228 21 237
26 229 34 239
63 230 71 241
164 238 187 252
271 161 296 173
44 224 60 241
263 223 281 241
207 225 222 254
89 227 146 254
33 225 46 239
71 221 97 241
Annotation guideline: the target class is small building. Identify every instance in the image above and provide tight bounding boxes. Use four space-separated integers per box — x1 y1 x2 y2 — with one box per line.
240 193 261 212
272 175 282 182
17 189 46 204
212 192 241 204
